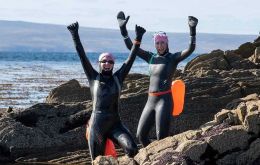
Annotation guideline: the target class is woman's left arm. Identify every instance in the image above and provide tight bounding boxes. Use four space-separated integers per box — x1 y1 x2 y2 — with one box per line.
177 16 198 62
115 25 146 82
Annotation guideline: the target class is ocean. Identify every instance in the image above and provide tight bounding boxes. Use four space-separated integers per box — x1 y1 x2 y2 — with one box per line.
0 52 197 110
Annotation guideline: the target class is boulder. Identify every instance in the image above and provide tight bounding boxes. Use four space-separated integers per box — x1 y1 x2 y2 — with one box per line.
46 79 91 103
93 156 118 165
234 42 256 58
134 130 202 164
175 140 207 162
205 125 251 154
185 49 230 71
0 102 90 159
118 156 137 165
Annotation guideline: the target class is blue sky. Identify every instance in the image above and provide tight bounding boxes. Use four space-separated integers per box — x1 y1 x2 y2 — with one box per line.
1 0 259 34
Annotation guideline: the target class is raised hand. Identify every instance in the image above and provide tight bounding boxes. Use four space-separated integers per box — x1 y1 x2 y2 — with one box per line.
188 16 198 36
117 11 130 37
67 22 79 36
188 16 198 28
135 25 146 42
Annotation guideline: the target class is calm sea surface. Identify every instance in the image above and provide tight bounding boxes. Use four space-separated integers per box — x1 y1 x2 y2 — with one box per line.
0 52 196 110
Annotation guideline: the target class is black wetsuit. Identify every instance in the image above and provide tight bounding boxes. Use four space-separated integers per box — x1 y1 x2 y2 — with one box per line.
68 23 143 160
122 33 196 147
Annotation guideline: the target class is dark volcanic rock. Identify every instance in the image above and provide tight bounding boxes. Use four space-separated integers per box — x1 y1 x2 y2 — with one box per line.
46 79 91 103
234 42 256 58
185 49 231 71
0 102 91 160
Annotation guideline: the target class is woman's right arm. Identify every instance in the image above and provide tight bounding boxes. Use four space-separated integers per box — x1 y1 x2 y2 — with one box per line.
117 11 152 63
67 22 97 80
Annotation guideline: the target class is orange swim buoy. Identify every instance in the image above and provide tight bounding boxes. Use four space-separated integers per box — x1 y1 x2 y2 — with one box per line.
104 139 117 157
171 80 186 116
86 123 117 158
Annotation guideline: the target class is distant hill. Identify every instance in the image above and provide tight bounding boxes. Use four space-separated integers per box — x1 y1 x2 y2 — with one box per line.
0 20 257 53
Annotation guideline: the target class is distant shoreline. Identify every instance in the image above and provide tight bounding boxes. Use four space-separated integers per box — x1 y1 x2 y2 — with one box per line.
0 20 257 54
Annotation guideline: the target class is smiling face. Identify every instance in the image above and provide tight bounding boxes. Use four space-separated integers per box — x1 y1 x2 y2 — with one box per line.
153 31 169 55
155 41 168 55
99 55 114 73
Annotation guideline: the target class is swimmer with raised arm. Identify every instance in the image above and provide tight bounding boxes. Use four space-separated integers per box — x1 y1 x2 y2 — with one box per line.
117 11 198 147
67 22 146 160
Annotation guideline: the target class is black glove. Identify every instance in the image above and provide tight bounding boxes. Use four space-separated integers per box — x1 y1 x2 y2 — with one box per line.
188 16 198 36
117 11 130 37
67 22 79 39
135 25 146 42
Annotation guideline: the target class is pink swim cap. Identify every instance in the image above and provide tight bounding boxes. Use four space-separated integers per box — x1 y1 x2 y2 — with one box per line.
153 31 168 45
98 52 115 62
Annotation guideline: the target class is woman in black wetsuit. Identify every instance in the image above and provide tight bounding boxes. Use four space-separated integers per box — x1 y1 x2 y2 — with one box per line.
67 22 146 161
117 11 198 147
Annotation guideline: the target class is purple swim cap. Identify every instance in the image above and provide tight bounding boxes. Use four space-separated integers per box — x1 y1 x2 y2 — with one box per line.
98 52 115 62
153 31 168 44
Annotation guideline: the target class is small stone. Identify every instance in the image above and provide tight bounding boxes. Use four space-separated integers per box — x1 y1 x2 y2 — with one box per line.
7 107 13 113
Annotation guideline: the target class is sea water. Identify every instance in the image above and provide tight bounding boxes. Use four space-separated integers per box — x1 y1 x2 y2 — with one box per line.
0 52 196 110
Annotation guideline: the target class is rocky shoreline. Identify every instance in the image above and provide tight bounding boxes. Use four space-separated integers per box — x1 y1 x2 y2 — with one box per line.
0 36 260 164
94 93 260 165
